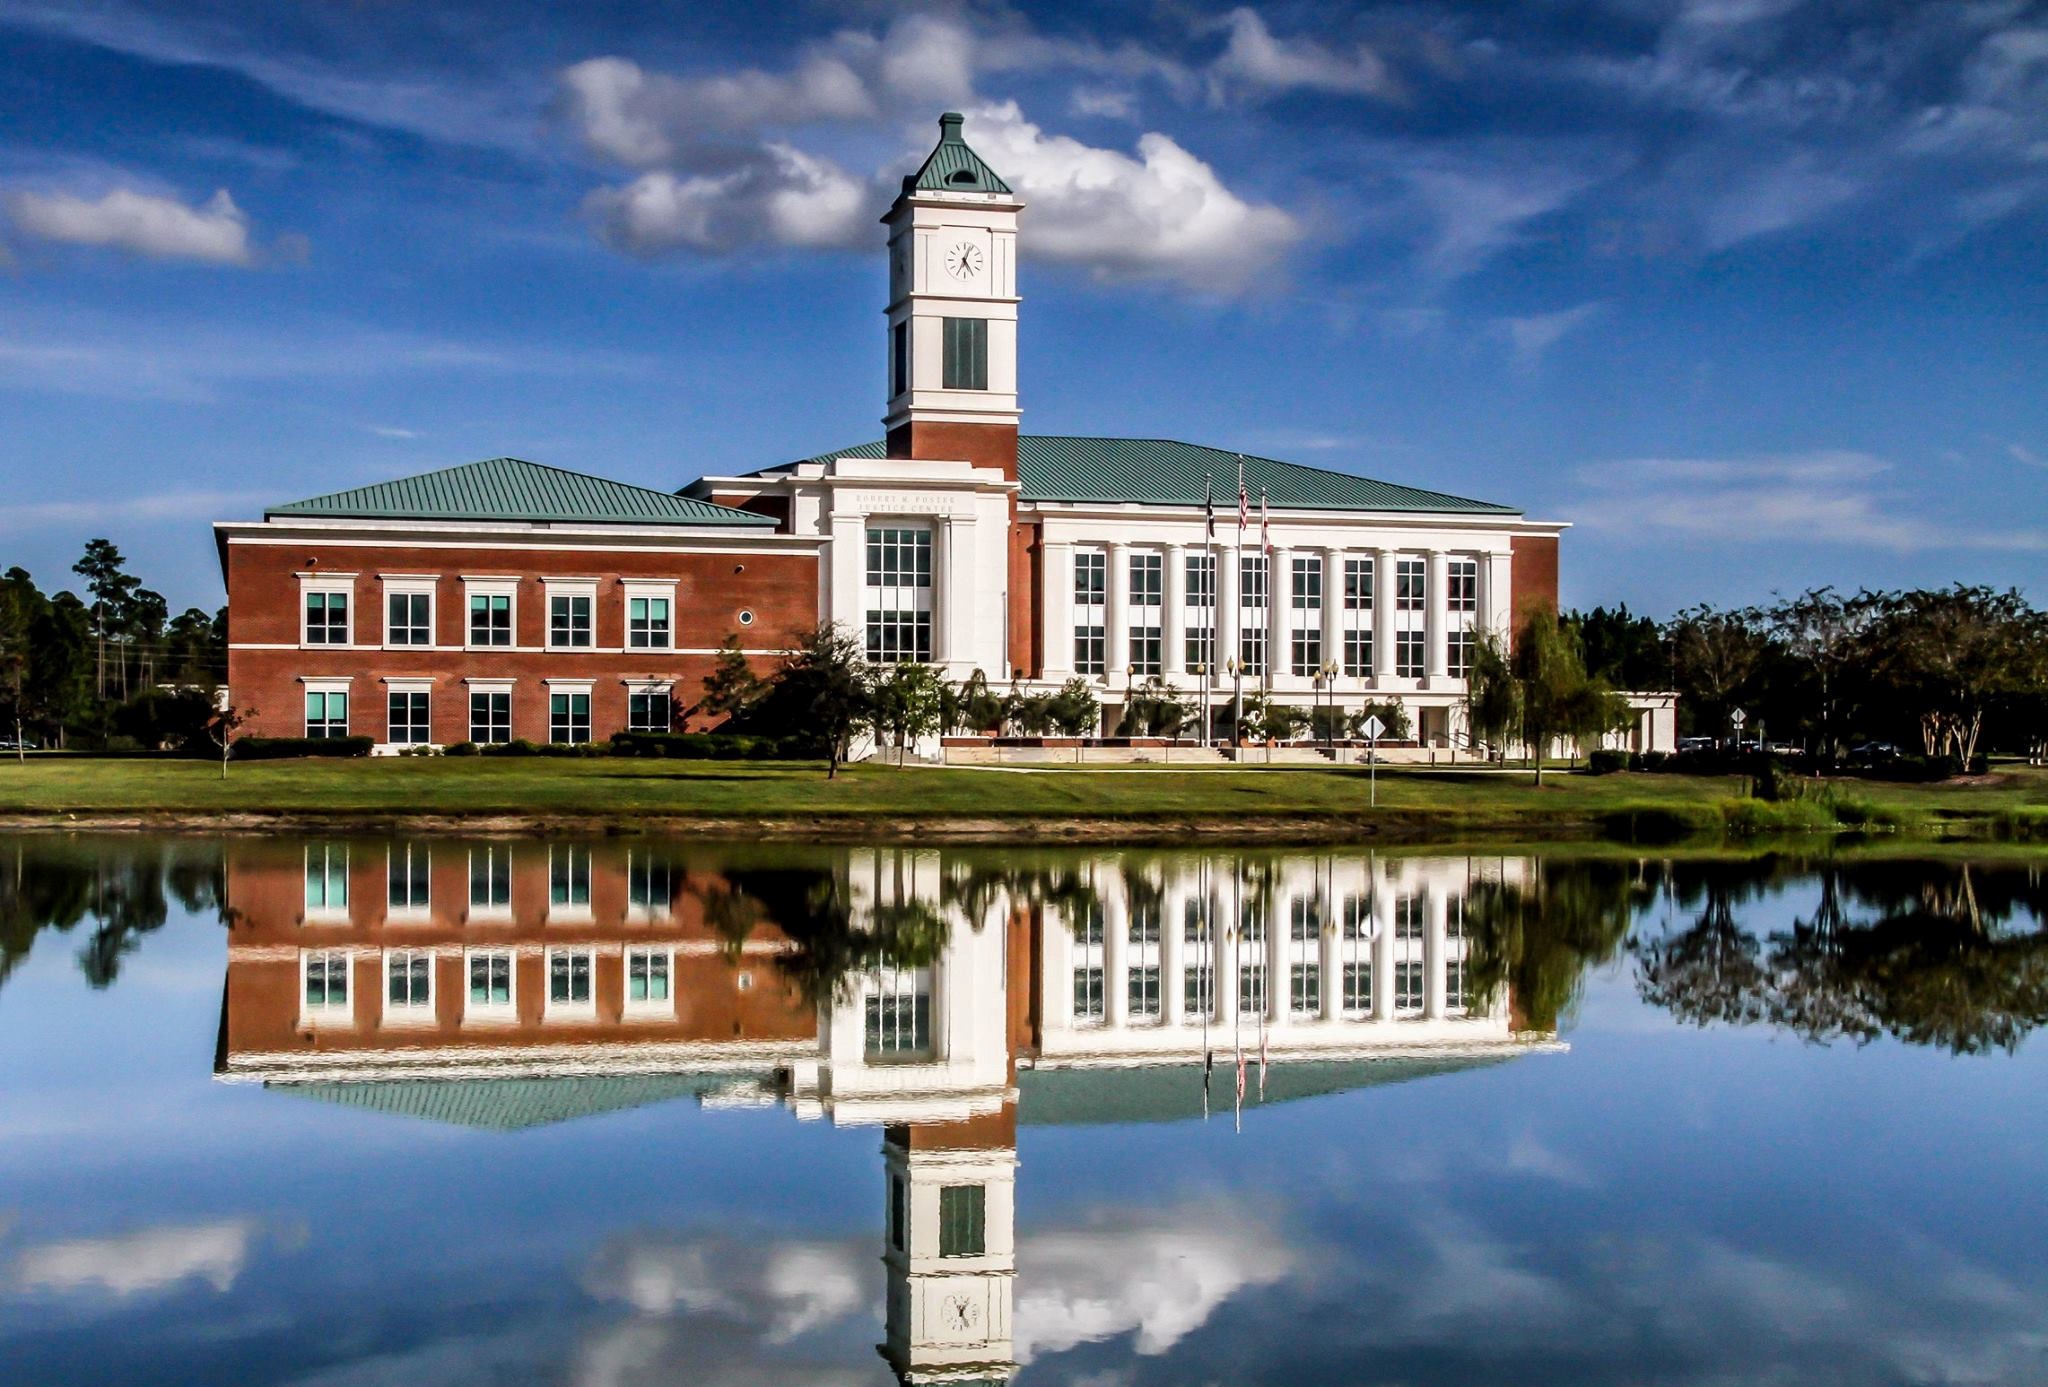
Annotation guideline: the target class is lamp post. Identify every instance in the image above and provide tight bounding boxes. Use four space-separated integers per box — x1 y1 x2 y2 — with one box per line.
1228 656 1244 760
1320 660 1339 760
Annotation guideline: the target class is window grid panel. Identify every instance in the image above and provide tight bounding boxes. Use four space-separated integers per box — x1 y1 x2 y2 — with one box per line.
388 691 430 746
304 950 349 1009
387 592 430 646
1396 629 1426 679
468 691 510 745
627 690 672 733
1396 559 1427 612
1447 559 1479 612
387 950 431 1008
468 593 512 646
1343 629 1373 678
549 950 593 1005
941 317 989 391
939 1184 986 1258
1343 558 1375 611
628 596 672 649
548 692 591 745
1073 550 1107 674
304 690 348 739
627 948 671 1003
304 591 349 645
548 594 593 649
866 527 934 664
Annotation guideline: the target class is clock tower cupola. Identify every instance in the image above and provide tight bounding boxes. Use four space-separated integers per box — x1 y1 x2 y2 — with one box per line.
883 112 1023 478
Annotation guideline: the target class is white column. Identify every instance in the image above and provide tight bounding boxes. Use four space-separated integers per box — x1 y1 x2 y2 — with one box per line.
1162 892 1186 1026
942 514 975 673
1425 549 1449 683
829 511 866 629
1486 550 1514 636
1218 545 1241 679
1372 864 1396 1022
1320 880 1341 1022
1321 548 1342 679
1427 890 1448 1020
1106 542 1130 685
1041 540 1074 681
1268 546 1290 687
1163 544 1187 677
1105 894 1128 1029
1372 547 1394 684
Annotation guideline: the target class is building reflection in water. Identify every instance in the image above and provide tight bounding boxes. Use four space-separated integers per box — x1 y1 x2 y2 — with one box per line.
216 841 1562 1384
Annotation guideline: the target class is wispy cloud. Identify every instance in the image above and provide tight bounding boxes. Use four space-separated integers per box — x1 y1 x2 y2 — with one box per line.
0 488 269 534
1570 450 2048 552
1491 301 1604 372
1205 7 1400 102
9 1218 262 1298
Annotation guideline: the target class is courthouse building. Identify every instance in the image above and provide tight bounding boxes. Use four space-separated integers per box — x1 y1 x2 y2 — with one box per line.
217 113 1662 754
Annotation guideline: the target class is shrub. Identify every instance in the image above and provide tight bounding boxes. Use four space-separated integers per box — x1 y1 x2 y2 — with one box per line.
608 731 827 761
443 741 479 757
1586 749 1628 775
397 744 441 757
234 735 374 760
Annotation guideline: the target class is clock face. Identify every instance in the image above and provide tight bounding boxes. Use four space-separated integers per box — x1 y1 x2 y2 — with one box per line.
944 241 983 280
941 1293 982 1334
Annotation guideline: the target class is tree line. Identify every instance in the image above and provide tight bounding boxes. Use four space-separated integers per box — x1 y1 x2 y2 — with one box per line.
0 539 226 751
1562 586 2048 764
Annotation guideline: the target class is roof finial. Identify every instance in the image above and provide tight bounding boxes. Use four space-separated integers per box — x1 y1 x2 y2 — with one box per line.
939 111 965 140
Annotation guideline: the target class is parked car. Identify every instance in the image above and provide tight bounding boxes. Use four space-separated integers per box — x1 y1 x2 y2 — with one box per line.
0 737 40 751
1677 736 1716 753
1765 741 1805 756
1848 741 1901 764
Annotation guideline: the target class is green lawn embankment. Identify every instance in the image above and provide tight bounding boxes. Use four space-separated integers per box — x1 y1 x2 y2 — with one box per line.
1 757 2044 843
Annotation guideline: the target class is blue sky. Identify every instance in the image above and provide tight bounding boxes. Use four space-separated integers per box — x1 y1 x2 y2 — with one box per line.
0 0 2043 615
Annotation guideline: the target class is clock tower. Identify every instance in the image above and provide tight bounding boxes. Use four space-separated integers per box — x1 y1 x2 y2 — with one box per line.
883 112 1023 479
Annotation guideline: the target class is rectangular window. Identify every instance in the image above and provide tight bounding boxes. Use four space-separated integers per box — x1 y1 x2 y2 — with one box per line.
1129 552 1162 676
1396 629 1426 679
1290 629 1323 678
304 590 349 645
550 846 590 908
1184 963 1215 1018
470 846 510 912
1343 960 1374 1014
1183 896 1212 942
938 1184 986 1258
1239 963 1268 1016
468 690 511 745
1239 555 1269 676
467 950 513 1010
1128 965 1161 1020
548 949 593 1007
1343 558 1374 611
891 320 908 398
388 844 429 912
304 845 348 915
1239 628 1267 677
1447 629 1477 678
1073 550 1106 674
1446 955 1468 1015
1396 893 1425 939
1396 559 1426 612
386 591 431 646
1185 551 1217 671
386 949 432 1012
1447 559 1478 612
304 690 348 739
303 950 350 1013
548 594 593 649
627 596 672 649
1240 896 1266 942
388 690 430 746
1072 966 1105 1022
627 690 672 733
629 852 673 912
468 592 512 647
626 948 670 1004
865 527 934 664
865 968 932 1057
1290 963 1321 1015
941 317 988 391
1240 555 1269 608
1343 629 1373 679
548 691 591 744
889 1175 907 1252
1342 893 1374 938
1291 556 1322 611
1396 960 1425 1014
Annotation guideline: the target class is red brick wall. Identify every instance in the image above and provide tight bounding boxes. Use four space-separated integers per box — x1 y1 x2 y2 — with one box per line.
885 420 1018 479
1008 513 1039 678
1510 535 1559 622
225 536 818 742
220 839 815 1063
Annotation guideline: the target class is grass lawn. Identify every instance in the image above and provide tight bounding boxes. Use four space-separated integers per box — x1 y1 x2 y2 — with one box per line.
1 756 2044 841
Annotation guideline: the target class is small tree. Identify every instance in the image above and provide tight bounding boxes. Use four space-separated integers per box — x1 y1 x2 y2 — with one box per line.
1043 678 1100 761
871 662 949 765
956 669 1005 734
1513 604 1598 785
769 624 873 778
1462 627 1518 760
204 702 254 781
699 634 765 729
1352 699 1412 742
1255 702 1309 760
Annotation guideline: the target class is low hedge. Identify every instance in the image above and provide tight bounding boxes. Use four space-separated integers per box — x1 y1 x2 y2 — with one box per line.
609 731 827 760
1586 749 1629 775
233 735 374 760
478 739 609 758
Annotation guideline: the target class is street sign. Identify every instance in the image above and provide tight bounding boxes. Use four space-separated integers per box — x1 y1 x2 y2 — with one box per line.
1730 709 1748 728
1361 715 1385 807
1361 715 1386 741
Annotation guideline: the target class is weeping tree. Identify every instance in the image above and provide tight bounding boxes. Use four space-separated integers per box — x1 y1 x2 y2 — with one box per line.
1462 628 1517 760
871 661 950 765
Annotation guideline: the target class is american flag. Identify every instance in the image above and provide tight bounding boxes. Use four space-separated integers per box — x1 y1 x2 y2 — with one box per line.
1204 475 1216 541
1236 457 1249 539
1260 488 1273 557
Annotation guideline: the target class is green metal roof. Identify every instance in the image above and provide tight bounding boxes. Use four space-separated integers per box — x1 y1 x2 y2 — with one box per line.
270 457 775 527
272 1072 770 1131
773 437 1519 515
1018 1053 1521 1127
903 112 1013 196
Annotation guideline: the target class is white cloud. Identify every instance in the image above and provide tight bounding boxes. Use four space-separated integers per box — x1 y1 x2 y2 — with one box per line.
369 425 421 440
1070 88 1138 120
960 101 1301 289
6 186 257 265
1491 301 1604 371
0 488 270 535
557 54 876 168
1695 153 1864 250
1403 153 1615 282
2009 442 2046 469
1014 1212 1295 1361
1208 7 1400 101
584 144 870 257
581 1234 867 1344
10 1218 260 1297
1570 450 2048 552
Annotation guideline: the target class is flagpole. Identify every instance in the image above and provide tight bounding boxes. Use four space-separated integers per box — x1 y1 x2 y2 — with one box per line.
1233 457 1247 752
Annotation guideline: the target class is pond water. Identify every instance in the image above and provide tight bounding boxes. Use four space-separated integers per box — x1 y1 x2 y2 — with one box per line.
1 836 2044 1386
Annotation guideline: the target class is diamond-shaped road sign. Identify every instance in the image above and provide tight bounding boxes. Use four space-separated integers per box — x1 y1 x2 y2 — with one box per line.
1361 714 1386 741
1730 709 1748 728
